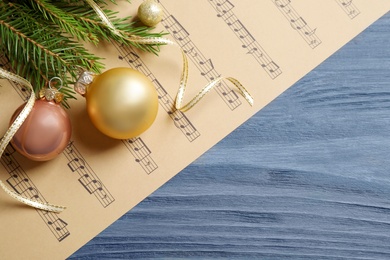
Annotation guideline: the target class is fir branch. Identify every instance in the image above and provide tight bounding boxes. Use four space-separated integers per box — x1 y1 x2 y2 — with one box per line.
28 0 98 43
54 2 167 54
0 0 165 106
0 1 103 101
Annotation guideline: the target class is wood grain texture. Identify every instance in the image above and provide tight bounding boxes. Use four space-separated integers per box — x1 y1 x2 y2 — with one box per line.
69 13 390 260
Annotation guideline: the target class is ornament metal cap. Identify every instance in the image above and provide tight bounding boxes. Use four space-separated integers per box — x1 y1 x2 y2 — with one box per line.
39 77 65 103
75 71 95 96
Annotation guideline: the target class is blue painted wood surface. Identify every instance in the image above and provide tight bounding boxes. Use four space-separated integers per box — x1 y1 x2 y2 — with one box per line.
69 13 390 259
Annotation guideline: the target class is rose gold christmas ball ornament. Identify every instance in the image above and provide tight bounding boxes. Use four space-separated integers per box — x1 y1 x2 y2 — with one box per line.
10 99 72 161
85 67 159 139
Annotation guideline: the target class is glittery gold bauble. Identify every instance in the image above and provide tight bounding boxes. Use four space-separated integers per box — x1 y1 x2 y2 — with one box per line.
86 68 159 139
10 99 72 161
137 0 163 27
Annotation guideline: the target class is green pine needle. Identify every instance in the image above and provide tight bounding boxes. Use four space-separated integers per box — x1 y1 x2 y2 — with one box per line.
0 0 165 106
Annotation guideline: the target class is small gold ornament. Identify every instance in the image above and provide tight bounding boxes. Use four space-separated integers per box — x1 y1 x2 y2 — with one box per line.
82 68 159 139
137 0 163 27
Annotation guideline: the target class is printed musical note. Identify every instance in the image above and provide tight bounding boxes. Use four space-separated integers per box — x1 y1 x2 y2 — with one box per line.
231 19 245 33
342 0 352 7
211 0 234 17
65 141 74 154
225 15 237 27
228 20 257 49
272 0 322 49
0 143 70 242
274 0 291 8
184 46 198 58
118 52 131 62
261 61 281 75
67 158 85 172
222 89 240 104
175 119 189 129
215 81 241 108
124 138 158 174
7 176 30 194
127 52 141 65
246 46 258 55
78 174 103 194
94 188 110 203
309 39 319 48
290 17 307 30
48 218 67 231
208 0 282 79
240 34 256 49
3 153 20 173
7 175 39 200
304 28 317 36
63 141 115 207
199 59 216 80
133 138 151 157
40 210 70 242
0 54 30 100
153 80 175 111
112 41 201 142
154 79 168 99
158 3 244 110
336 0 360 19
163 15 190 42
168 110 201 139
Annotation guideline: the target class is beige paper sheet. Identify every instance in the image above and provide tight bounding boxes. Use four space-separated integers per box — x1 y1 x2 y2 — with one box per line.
1 1 389 259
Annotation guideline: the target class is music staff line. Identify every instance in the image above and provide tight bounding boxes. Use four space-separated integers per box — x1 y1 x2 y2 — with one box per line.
208 0 282 79
336 0 360 19
1 54 118 241
1 144 70 242
2 53 117 208
158 0 243 111
114 41 201 143
0 54 30 101
123 138 158 174
64 142 115 207
272 0 322 49
0 55 71 242
114 40 198 174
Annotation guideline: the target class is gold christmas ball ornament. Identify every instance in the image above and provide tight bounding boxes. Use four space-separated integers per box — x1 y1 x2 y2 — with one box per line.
137 0 163 27
10 99 72 161
84 68 159 139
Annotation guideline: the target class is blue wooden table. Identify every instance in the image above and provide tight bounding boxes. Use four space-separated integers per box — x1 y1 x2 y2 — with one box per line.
70 13 390 259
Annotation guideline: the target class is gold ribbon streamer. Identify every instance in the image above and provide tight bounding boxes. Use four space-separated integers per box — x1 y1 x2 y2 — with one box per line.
0 68 66 213
0 0 253 212
85 0 254 111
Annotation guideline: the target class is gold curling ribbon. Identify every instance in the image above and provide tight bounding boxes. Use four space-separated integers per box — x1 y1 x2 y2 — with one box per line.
0 0 253 213
85 0 254 111
0 0 252 212
0 68 66 213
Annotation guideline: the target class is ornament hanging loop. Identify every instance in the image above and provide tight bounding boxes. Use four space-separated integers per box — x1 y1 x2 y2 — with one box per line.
49 76 63 91
41 77 65 103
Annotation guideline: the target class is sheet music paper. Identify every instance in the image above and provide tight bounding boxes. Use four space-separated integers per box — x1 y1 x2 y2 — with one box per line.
0 1 389 258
